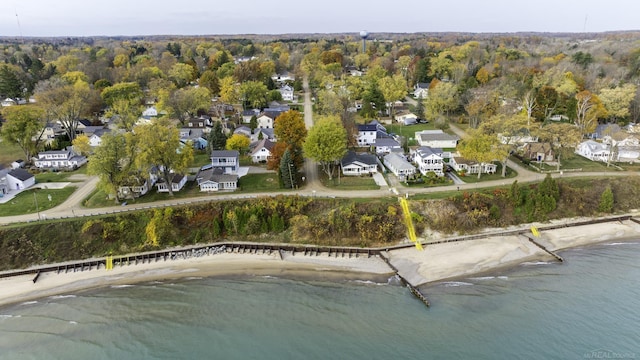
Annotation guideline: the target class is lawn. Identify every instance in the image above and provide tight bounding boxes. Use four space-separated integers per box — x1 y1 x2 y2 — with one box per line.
321 173 379 190
511 154 621 173
238 172 281 192
34 167 88 183
0 140 24 166
0 187 76 216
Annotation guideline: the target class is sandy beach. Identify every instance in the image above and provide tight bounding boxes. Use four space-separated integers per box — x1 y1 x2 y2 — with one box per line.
386 218 640 287
0 251 393 308
1 217 640 307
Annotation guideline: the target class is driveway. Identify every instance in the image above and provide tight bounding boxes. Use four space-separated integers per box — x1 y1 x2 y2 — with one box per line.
372 172 388 187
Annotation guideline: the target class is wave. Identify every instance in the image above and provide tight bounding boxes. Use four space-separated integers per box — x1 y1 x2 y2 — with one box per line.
20 301 38 305
604 242 639 246
69 321 77 325
183 277 203 280
260 275 279 280
49 295 77 300
469 276 509 281
349 279 387 286
442 281 473 287
0 314 21 320
522 261 553 266
110 285 135 289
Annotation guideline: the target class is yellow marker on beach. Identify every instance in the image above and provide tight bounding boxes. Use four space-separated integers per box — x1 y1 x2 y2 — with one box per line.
531 226 540 237
106 256 113 270
399 198 423 251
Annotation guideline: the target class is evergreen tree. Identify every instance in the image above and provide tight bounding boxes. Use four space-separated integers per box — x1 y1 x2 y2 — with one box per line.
415 93 425 119
598 186 614 213
207 121 227 152
249 115 258 130
279 149 296 189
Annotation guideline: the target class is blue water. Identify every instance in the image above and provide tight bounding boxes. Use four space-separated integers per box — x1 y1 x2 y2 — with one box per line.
1 241 639 359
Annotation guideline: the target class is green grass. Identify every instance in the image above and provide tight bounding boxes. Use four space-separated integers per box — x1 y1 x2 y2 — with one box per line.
321 173 380 190
238 172 281 192
191 151 212 167
0 140 24 166
0 187 76 216
34 167 87 183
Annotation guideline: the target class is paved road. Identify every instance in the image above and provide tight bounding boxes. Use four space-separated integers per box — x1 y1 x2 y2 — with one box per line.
1 96 637 226
301 76 323 192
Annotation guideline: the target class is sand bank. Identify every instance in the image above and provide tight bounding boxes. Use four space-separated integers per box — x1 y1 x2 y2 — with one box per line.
0 252 392 308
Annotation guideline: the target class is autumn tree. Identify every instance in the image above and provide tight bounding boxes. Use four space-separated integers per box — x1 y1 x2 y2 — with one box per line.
225 134 250 153
239 80 268 109
269 110 307 170
168 63 196 88
458 131 500 179
303 115 347 180
101 82 144 131
167 86 211 125
0 105 46 162
599 84 637 123
219 76 239 104
199 70 220 95
34 78 98 141
425 81 458 119
133 119 194 196
535 122 582 171
478 113 528 177
575 90 607 136
379 74 408 120
87 132 129 202
72 134 91 156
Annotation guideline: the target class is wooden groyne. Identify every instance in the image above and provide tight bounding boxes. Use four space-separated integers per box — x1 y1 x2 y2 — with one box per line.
630 217 640 225
0 242 381 280
378 251 430 308
521 233 565 262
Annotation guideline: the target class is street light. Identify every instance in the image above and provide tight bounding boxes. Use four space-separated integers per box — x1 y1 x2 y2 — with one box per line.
288 163 295 189
33 189 40 220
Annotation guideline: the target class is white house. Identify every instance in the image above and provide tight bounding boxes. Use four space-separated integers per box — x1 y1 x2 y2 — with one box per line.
34 147 87 170
271 72 295 83
156 173 187 193
279 85 294 101
34 122 65 145
6 168 35 190
257 114 274 129
413 82 430 98
86 128 111 147
395 112 418 125
1 98 16 107
196 168 238 192
576 140 611 162
250 139 275 163
374 138 402 155
211 150 239 174
415 130 459 148
142 106 158 117
412 146 444 176
118 170 159 200
450 156 497 175
340 151 378 176
383 153 416 180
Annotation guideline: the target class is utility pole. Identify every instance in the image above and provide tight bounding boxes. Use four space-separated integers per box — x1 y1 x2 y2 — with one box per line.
288 163 295 189
33 190 40 220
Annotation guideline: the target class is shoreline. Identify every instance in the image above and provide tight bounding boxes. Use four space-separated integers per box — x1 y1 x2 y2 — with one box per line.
0 251 393 308
1 216 640 308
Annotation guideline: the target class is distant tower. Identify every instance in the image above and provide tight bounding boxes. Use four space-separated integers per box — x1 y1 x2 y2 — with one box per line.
359 30 369 53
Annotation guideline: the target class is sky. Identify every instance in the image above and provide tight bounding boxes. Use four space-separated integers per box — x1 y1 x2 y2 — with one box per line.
1 0 639 37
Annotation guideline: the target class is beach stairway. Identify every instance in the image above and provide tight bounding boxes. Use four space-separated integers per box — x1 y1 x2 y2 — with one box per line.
398 198 423 251
521 227 564 262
